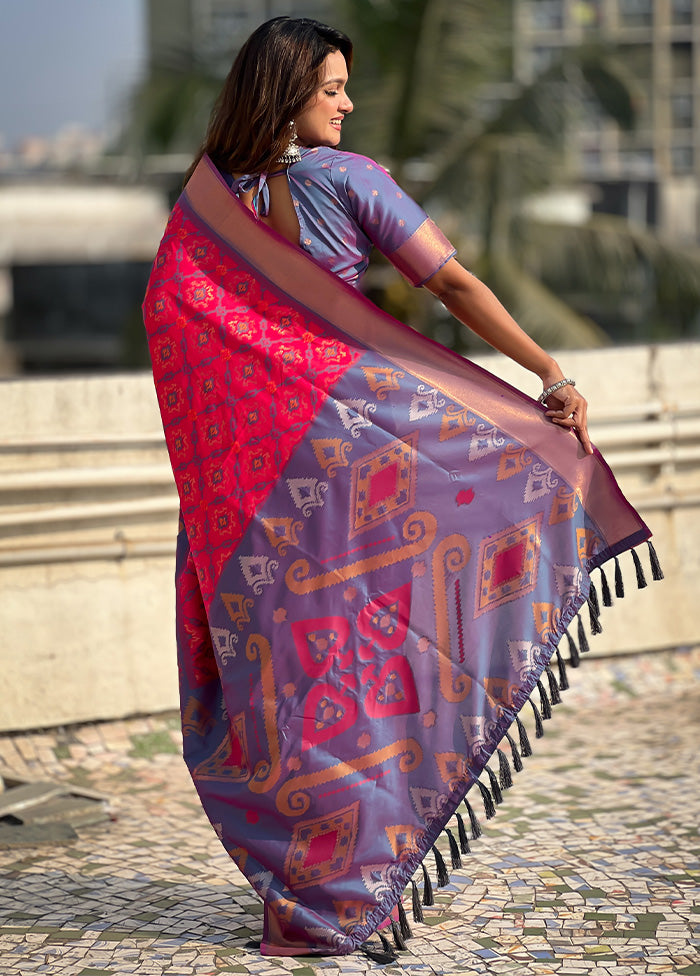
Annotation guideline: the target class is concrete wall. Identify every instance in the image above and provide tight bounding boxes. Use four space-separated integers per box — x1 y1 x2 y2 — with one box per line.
1 342 699 732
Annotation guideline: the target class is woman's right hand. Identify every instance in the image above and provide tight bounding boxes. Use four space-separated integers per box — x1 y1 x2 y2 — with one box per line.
542 382 593 456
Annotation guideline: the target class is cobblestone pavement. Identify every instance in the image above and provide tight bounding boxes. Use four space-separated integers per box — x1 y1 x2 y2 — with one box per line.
0 648 698 976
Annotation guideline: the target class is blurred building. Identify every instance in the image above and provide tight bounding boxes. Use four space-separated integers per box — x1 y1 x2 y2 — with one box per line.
0 184 169 374
514 0 699 240
148 0 332 76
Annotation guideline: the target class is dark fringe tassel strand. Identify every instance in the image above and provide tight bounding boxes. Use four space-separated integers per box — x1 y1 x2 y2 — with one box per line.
505 730 523 771
378 931 394 955
632 548 647 588
589 579 601 618
600 566 612 606
411 880 424 922
464 798 482 838
477 780 496 819
363 944 396 964
456 812 471 853
545 665 561 704
421 862 434 906
647 540 664 580
577 615 590 654
537 681 552 720
555 648 570 690
497 747 513 788
567 632 580 668
529 699 544 738
397 898 412 940
614 555 624 598
587 596 603 634
515 715 532 756
433 845 450 887
485 765 503 804
445 828 462 870
391 919 407 951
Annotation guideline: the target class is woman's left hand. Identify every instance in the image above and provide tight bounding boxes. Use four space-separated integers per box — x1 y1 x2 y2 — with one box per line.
544 384 593 455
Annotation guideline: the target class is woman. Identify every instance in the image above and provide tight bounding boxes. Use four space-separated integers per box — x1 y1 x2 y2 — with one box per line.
143 17 659 959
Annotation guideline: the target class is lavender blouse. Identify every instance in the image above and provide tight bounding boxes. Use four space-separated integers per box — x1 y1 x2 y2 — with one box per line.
225 146 455 288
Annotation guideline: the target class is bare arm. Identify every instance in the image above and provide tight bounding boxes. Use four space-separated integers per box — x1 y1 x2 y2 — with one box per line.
424 258 593 454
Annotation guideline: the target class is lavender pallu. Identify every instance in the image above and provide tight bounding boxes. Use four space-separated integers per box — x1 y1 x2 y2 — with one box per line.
143 157 657 956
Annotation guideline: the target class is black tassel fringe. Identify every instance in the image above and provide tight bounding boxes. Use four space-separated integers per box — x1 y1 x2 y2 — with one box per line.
577 615 590 655
497 747 513 788
477 779 496 819
363 944 396 964
397 898 412 939
537 679 552 719
445 828 462 870
505 730 523 772
464 798 482 838
632 547 647 589
391 919 407 951
614 555 624 597
397 538 664 954
647 540 664 581
411 880 424 922
433 845 450 887
545 665 561 704
364 939 396 963
515 715 532 756
485 765 503 804
567 631 580 668
555 649 569 690
587 596 603 635
456 811 471 853
395 538 662 959
529 699 544 738
421 862 434 906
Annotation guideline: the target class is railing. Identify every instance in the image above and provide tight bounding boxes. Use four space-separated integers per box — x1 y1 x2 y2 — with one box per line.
2 399 699 569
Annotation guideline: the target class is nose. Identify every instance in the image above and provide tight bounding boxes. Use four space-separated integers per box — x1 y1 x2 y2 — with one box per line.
340 92 353 115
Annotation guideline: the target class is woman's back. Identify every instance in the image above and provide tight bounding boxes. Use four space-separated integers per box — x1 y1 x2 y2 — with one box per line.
225 146 453 287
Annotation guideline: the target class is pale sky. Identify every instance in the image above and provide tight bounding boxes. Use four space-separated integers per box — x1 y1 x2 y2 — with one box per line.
0 0 145 147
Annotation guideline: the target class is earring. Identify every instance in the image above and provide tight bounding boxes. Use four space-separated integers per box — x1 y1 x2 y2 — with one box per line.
277 120 302 165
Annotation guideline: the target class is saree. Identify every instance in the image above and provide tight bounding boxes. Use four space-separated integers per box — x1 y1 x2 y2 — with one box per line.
143 156 659 957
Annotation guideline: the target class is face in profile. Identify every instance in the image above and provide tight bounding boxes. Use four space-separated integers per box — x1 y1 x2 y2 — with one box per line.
294 49 353 148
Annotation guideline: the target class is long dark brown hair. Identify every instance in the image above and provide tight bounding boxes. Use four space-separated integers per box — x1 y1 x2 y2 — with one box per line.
185 17 353 183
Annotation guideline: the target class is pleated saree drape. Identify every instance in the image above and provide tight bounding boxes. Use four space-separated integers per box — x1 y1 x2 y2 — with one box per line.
143 156 659 957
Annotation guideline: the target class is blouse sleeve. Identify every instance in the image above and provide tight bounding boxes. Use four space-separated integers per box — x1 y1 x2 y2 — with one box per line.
332 154 456 286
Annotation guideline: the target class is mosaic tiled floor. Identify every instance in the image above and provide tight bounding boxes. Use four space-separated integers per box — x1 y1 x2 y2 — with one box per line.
0 647 698 975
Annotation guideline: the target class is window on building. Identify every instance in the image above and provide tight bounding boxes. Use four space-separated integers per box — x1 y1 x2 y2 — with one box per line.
619 42 652 78
571 1 601 29
671 144 694 174
580 144 603 174
672 42 693 81
619 0 653 27
532 45 561 75
531 0 565 30
671 93 693 130
671 0 693 26
618 144 655 175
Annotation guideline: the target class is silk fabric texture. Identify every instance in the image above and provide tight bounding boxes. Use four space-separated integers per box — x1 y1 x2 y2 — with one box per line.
143 155 650 956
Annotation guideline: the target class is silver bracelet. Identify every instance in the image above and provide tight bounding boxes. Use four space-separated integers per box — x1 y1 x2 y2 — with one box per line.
538 378 575 403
